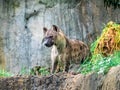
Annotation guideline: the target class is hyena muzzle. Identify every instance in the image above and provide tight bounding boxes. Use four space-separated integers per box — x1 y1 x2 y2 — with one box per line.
42 25 90 73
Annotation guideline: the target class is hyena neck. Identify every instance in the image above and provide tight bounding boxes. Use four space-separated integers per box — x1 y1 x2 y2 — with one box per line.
55 34 69 54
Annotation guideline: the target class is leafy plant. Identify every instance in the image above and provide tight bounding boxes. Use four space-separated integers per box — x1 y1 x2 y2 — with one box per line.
78 21 120 74
0 69 13 77
38 67 50 76
19 67 29 75
78 48 120 74
104 0 120 9
30 66 50 76
94 21 120 57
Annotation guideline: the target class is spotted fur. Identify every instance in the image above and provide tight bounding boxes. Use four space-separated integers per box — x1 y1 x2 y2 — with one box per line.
42 25 90 73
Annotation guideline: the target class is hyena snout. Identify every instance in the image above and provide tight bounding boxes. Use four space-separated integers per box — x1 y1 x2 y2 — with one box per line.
42 37 54 47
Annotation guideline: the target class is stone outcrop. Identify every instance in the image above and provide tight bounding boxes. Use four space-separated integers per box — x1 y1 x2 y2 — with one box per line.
0 0 120 74
1 66 120 90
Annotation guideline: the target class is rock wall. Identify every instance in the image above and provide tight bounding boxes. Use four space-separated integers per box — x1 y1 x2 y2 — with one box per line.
0 66 120 90
0 0 120 74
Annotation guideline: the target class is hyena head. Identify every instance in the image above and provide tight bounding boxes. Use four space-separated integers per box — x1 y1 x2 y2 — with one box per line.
42 25 59 47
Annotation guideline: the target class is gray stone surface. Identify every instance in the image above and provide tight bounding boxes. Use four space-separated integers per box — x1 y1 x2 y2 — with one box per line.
0 0 120 74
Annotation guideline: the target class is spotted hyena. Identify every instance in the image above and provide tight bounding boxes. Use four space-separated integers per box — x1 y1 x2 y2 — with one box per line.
42 25 90 73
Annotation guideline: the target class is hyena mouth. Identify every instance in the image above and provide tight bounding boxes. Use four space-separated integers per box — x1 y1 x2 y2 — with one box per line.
45 42 54 47
42 38 54 47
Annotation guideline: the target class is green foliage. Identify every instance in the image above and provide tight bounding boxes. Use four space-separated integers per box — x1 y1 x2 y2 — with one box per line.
19 67 29 75
78 22 120 74
0 69 13 77
94 21 120 56
78 43 120 74
30 66 50 76
38 67 50 76
16 66 50 76
104 0 120 9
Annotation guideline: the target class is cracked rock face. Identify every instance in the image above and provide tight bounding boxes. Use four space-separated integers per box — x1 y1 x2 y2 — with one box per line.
0 0 120 74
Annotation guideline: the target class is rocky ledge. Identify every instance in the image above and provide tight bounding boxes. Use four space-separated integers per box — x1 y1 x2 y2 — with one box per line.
0 66 120 90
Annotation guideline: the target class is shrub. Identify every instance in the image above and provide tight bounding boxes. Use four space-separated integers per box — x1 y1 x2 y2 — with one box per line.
0 69 13 77
78 21 120 74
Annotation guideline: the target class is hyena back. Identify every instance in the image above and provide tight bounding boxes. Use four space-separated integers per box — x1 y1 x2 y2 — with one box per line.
42 25 90 73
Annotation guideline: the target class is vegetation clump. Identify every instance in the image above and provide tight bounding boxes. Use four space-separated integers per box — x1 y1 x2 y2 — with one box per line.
78 21 120 74
94 21 120 56
0 69 13 77
30 66 50 76
104 0 120 9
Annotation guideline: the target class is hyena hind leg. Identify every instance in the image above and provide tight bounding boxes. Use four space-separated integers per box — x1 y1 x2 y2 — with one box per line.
63 60 70 72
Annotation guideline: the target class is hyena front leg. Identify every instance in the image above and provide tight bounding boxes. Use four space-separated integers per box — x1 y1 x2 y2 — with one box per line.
51 56 58 73
51 46 59 73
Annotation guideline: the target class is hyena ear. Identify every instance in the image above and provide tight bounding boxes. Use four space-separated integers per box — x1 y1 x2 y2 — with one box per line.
43 27 47 34
52 25 59 32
